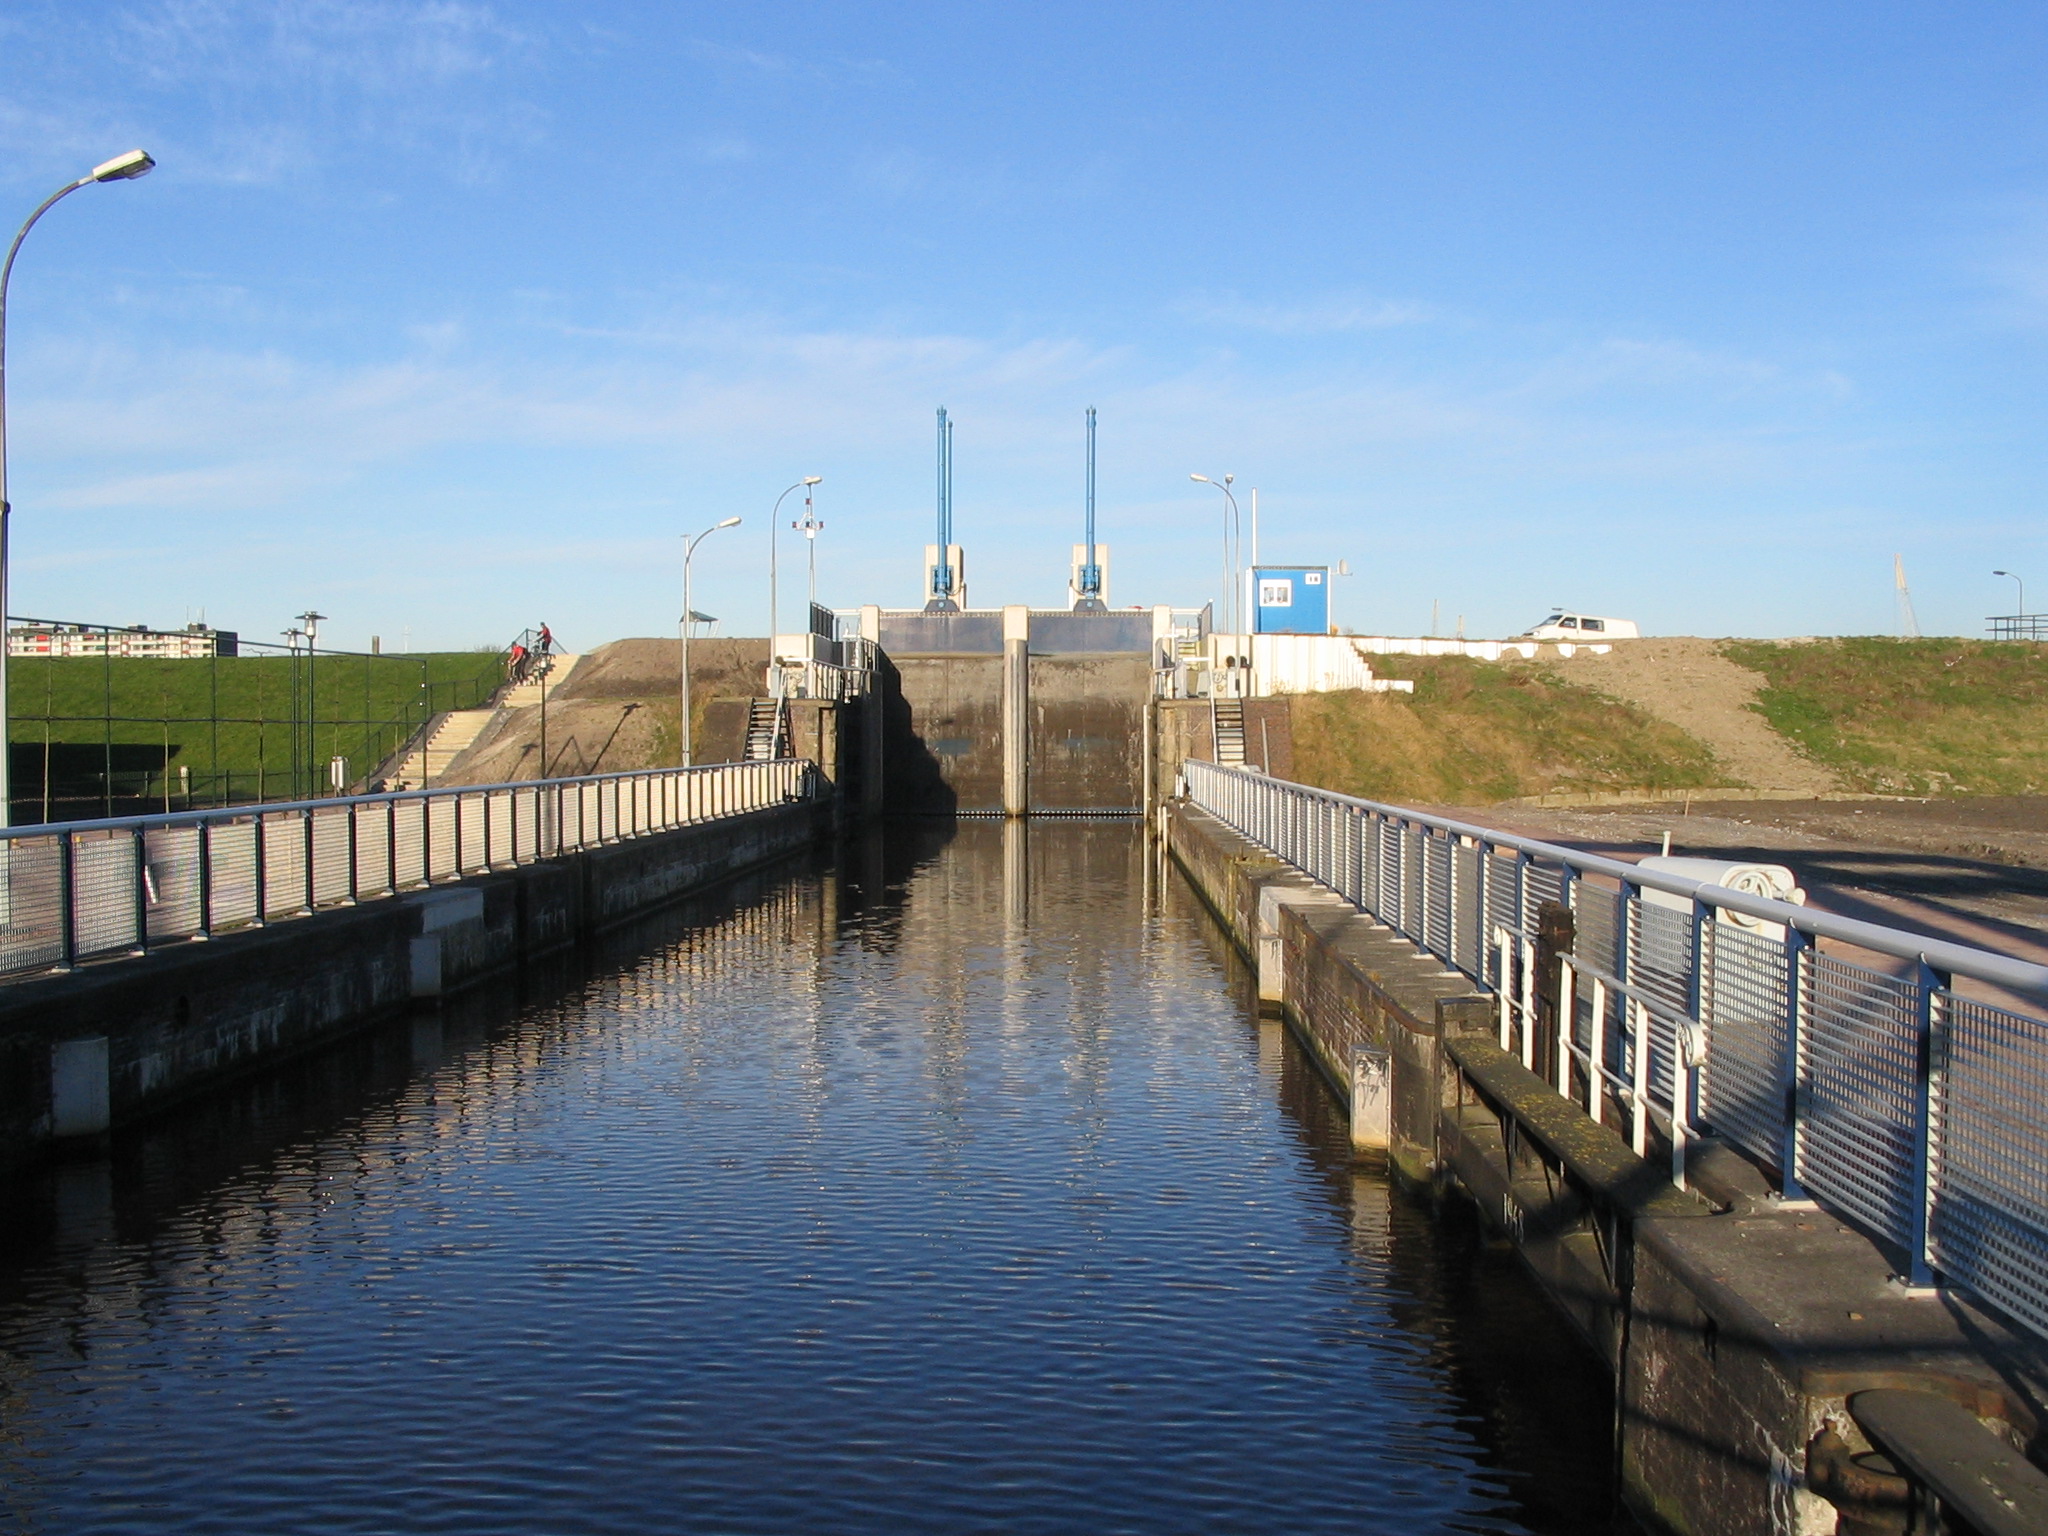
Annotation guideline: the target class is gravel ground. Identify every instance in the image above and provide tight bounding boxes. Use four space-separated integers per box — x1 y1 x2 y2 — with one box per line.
1543 637 1841 794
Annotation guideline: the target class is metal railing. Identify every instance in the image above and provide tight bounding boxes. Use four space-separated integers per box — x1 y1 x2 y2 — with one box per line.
771 654 873 703
1987 614 2048 641
1183 759 2048 1340
0 758 819 984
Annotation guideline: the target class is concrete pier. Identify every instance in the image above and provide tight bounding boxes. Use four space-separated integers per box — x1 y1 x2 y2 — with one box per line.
1002 605 1029 818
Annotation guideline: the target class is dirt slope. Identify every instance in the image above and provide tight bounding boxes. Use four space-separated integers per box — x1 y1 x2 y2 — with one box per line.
444 637 769 783
1545 637 1839 794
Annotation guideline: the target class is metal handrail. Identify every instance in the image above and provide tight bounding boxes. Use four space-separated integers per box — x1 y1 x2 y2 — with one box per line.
1185 759 2048 1000
0 760 775 842
1183 758 2048 1333
0 758 821 985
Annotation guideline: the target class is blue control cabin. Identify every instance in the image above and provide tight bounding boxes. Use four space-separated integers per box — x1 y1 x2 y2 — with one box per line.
1249 565 1330 635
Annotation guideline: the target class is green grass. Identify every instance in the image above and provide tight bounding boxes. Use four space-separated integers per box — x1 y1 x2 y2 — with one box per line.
1721 637 2048 794
7 650 503 811
1288 654 1725 805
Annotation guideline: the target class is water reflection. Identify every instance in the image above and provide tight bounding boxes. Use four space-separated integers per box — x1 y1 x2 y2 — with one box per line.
0 820 1629 1535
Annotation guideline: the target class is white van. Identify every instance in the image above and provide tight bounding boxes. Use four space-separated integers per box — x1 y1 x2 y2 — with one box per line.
1522 611 1640 640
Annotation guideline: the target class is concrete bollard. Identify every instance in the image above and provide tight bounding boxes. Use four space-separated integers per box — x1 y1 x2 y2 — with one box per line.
410 936 444 998
406 888 485 999
1350 1044 1392 1150
50 1036 111 1137
1256 881 1322 1007
1001 604 1030 818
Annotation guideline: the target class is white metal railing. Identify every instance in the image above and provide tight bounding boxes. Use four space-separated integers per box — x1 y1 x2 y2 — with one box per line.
772 657 871 702
1183 759 2048 1339
0 759 819 982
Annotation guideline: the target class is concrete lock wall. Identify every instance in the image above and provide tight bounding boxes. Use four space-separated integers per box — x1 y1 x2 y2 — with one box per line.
886 652 1007 814
0 799 831 1174
1164 796 2048 1536
883 609 1151 816
1026 653 1148 815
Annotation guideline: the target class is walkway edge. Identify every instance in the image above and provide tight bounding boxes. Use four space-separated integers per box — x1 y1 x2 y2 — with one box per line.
0 799 830 1173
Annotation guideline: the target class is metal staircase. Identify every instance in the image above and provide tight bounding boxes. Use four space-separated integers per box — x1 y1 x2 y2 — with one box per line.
743 697 788 762
1211 697 1247 767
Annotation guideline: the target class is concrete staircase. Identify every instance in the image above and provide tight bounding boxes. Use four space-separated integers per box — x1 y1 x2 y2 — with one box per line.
1212 697 1247 767
500 651 579 711
391 708 494 789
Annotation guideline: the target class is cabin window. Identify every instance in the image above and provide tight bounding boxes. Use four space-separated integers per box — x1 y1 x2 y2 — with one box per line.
1580 617 1605 632
1559 616 1579 628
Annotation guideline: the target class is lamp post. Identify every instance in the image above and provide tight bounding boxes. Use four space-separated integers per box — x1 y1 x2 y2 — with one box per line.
769 477 821 660
795 479 825 614
1995 569 2025 619
0 149 155 826
297 609 325 798
681 516 742 767
1189 473 1240 637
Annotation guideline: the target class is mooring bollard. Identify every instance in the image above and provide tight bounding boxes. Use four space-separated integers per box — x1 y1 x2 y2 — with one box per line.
1350 1043 1391 1151
50 1036 111 1137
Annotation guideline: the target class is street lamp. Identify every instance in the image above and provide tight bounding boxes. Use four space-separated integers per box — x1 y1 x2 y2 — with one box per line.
1995 570 2025 618
795 479 826 614
1190 472 1240 637
0 149 155 825
681 516 742 767
769 477 821 658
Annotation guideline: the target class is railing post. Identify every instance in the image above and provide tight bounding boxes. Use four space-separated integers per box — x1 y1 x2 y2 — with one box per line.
1612 877 1640 1094
1514 850 1530 944
1905 961 1943 1288
1555 954 1576 1096
1586 975 1607 1123
58 831 78 970
386 795 399 895
1630 998 1652 1156
1519 927 1537 1072
303 807 316 913
347 800 360 904
253 814 268 927
419 795 431 886
1496 928 1513 1049
197 819 214 939
1779 928 1811 1200
1687 894 1709 1134
132 826 150 955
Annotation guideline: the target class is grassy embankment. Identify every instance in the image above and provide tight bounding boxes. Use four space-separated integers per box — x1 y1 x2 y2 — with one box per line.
1723 637 2048 795
8 650 502 808
1287 654 1723 806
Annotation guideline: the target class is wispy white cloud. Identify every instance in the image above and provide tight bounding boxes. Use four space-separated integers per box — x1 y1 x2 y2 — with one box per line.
8 295 1871 532
680 35 895 85
688 134 758 165
0 0 548 190
1178 290 1442 335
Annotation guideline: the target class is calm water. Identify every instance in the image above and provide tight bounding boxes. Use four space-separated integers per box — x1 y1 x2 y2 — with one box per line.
0 821 1628 1534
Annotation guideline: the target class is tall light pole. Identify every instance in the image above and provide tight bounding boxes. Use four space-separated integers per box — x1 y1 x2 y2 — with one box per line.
681 517 742 767
794 479 825 615
769 477 821 656
0 149 155 826
1995 569 2025 618
1190 473 1240 637
297 610 326 798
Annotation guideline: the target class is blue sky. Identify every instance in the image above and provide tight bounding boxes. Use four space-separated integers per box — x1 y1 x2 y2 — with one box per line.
2 2 2045 650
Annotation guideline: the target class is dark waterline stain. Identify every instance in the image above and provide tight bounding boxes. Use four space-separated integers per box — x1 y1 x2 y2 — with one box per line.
0 820 1634 1534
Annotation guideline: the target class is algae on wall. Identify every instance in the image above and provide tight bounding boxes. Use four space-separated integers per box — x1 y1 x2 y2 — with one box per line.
1721 637 2048 796
1287 655 1724 806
